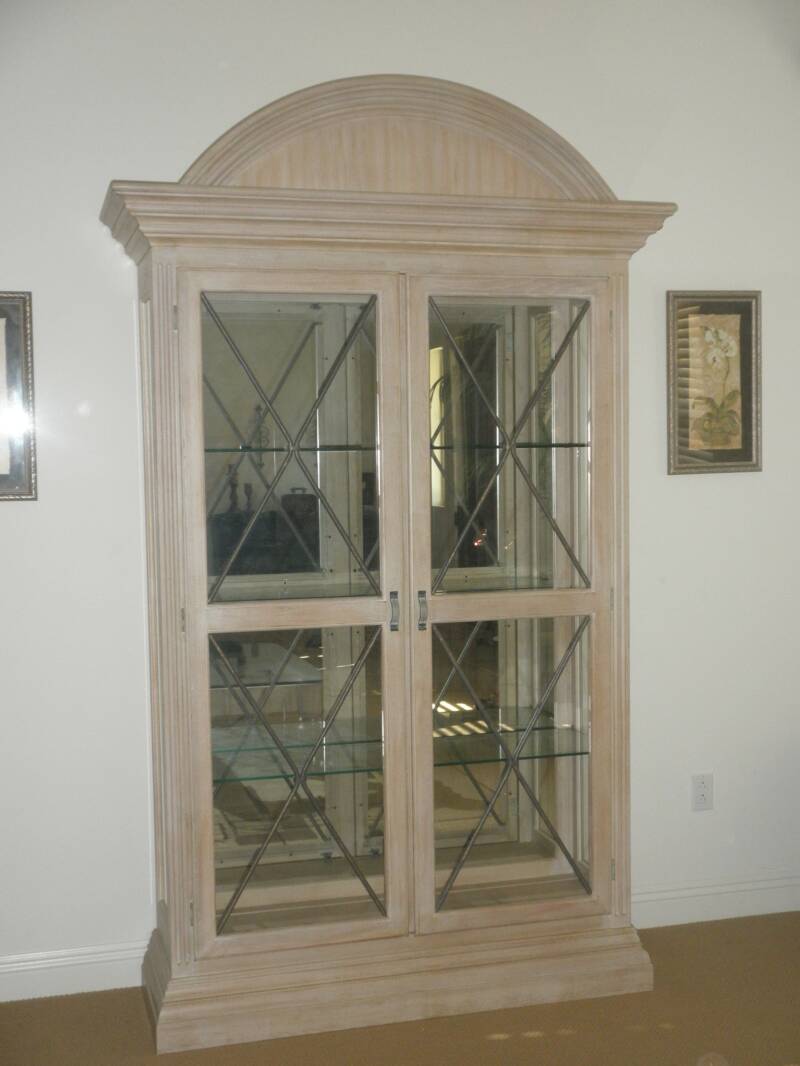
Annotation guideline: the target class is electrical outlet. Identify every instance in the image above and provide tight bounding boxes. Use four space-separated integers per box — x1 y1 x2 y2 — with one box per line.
691 773 714 811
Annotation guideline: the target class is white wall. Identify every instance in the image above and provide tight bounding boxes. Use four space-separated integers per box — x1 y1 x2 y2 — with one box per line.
1 0 798 999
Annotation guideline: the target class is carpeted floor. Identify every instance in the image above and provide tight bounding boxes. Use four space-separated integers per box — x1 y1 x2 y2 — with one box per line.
1 912 798 1066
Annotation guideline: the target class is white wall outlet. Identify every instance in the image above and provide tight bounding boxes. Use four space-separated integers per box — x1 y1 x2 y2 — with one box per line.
691 773 714 811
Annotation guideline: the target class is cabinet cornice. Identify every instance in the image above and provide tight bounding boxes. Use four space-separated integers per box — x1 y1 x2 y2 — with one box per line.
101 182 676 264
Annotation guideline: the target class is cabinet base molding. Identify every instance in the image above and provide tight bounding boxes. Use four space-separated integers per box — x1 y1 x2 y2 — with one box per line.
143 923 653 1053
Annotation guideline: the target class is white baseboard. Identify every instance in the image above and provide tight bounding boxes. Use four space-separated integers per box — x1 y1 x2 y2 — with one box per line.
632 873 800 928
3 877 799 1003
0 941 147 1002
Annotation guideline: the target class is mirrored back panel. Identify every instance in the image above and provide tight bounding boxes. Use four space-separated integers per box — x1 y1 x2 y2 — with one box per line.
210 625 386 934
202 293 380 602
431 615 591 912
428 297 591 594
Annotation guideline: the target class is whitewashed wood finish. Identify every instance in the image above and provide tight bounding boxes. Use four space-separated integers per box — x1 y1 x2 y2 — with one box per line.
176 267 412 959
138 258 196 967
180 75 614 200
205 597 390 632
100 183 674 265
407 274 614 937
100 76 674 1053
610 272 632 917
153 923 652 1052
427 587 601 622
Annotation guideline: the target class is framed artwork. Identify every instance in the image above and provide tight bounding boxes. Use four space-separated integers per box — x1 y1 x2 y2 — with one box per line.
0 292 37 499
667 290 761 474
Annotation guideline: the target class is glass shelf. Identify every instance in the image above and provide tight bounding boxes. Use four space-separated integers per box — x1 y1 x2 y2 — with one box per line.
212 719 589 784
205 444 377 453
211 677 321 691
430 441 589 451
206 443 587 453
210 641 323 690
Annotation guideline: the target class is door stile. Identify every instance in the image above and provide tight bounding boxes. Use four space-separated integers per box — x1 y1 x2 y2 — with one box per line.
407 277 438 935
177 268 412 957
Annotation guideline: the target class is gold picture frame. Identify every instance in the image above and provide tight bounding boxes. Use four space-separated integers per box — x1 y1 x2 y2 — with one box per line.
0 291 37 500
667 290 761 474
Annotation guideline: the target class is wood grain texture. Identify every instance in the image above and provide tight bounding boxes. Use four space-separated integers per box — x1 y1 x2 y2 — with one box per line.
180 75 615 200
100 183 675 264
99 76 676 1053
152 924 652 1052
139 260 196 967
610 273 632 918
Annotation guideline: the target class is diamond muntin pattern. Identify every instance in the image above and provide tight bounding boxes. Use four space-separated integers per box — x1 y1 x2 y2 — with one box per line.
209 626 385 933
431 616 592 910
429 297 591 593
202 294 381 601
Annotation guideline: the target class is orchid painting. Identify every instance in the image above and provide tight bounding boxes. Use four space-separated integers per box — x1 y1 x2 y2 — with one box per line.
667 292 761 474
688 316 743 450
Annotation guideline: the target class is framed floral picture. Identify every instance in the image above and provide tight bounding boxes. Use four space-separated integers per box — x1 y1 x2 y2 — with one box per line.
667 291 761 474
0 292 37 499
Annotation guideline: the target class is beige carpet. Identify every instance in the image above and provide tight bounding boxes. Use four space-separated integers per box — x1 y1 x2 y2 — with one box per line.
1 912 799 1065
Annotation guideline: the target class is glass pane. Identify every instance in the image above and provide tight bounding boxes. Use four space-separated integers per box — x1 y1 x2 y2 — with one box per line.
203 294 380 601
429 297 590 594
431 616 591 912
210 626 385 934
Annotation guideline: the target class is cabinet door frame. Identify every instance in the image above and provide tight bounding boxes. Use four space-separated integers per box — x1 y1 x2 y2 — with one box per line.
406 273 616 936
177 267 413 958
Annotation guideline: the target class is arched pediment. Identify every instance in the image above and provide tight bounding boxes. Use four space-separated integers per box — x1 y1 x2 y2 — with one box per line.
101 75 676 264
180 75 615 201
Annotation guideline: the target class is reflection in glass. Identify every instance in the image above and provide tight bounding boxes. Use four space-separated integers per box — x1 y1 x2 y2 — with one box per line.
210 627 385 934
0 293 36 500
432 616 591 911
429 297 591 594
202 294 380 602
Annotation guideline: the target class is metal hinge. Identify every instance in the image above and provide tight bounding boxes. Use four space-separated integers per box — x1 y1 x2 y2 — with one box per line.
610 587 615 611
611 860 616 881
609 308 613 336
172 305 179 332
180 607 186 633
189 900 195 927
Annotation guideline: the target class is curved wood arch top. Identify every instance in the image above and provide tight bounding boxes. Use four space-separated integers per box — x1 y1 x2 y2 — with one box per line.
181 75 615 201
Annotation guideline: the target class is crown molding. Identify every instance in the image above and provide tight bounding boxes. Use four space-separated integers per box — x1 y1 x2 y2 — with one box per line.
101 182 676 264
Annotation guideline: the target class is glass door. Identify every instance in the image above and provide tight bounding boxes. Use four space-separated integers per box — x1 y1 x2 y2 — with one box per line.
181 271 410 950
408 276 613 933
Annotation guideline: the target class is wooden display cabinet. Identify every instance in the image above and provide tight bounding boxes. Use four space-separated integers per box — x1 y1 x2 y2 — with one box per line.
100 75 675 1053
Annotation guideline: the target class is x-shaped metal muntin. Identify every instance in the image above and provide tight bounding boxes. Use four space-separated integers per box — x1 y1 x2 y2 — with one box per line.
211 628 385 933
366 665 505 841
433 616 592 910
365 625 510 845
213 631 328 848
203 294 380 601
429 447 501 568
212 631 305 799
429 324 502 568
429 298 591 593
204 376 320 573
430 323 498 448
205 317 379 574
431 620 504 827
211 631 327 844
205 320 317 517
